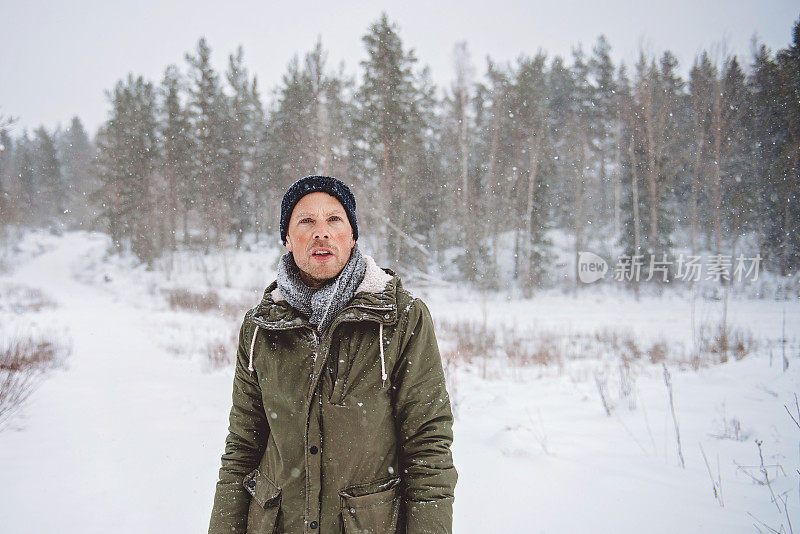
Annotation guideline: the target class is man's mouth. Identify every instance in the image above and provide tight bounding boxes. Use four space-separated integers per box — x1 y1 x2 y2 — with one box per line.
312 249 333 258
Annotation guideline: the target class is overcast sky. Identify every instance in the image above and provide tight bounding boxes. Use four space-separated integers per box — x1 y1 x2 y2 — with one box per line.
1 0 797 136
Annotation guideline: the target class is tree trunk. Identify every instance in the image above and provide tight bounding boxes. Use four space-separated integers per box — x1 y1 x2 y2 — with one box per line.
524 130 543 289
613 119 622 239
488 100 502 261
381 139 392 265
574 128 587 294
318 92 330 174
629 132 641 300
691 128 704 254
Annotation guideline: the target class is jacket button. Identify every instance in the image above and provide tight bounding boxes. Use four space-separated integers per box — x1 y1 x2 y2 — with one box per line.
247 479 256 489
309 520 318 529
309 445 319 454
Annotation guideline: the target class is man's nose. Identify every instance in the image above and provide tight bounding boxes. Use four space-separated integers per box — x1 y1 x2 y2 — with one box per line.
313 222 330 239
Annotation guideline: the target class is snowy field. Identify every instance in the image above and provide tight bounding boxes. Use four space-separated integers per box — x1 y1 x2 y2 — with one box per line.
0 230 798 533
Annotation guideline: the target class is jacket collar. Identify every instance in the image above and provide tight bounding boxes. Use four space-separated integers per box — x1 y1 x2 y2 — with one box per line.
251 254 398 331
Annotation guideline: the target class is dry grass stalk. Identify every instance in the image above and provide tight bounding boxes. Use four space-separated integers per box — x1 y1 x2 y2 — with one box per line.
165 287 221 312
594 372 613 416
163 288 253 320
699 443 724 507
0 284 56 313
697 321 757 364
442 353 459 418
748 511 783 534
647 341 668 364
205 340 231 368
205 328 239 368
757 439 782 514
663 363 685 469
618 360 636 410
437 317 759 389
525 408 550 455
0 335 66 429
784 394 800 429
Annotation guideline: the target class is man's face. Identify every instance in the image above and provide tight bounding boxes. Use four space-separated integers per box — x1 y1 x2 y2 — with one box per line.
285 192 356 289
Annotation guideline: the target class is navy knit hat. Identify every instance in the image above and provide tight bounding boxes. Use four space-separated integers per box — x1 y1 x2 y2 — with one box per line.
280 175 358 244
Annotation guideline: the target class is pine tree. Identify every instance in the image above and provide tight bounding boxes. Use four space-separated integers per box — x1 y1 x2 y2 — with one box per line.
266 53 318 192
356 13 428 266
719 57 755 255
264 39 354 238
244 76 269 245
318 60 357 183
56 116 94 229
612 64 633 249
547 55 576 232
400 65 442 264
94 74 159 263
440 43 483 283
0 116 14 228
771 19 800 275
14 132 35 223
474 58 517 283
588 35 618 229
449 42 475 225
748 44 788 274
512 52 552 292
33 126 64 226
226 46 257 247
159 64 195 251
620 51 682 273
185 37 228 250
688 52 716 253
567 46 595 289
248 76 273 241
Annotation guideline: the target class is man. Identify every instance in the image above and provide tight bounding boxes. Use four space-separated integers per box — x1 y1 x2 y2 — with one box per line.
208 175 457 534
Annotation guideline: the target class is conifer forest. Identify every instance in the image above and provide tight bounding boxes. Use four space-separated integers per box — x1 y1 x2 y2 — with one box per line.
1 13 799 293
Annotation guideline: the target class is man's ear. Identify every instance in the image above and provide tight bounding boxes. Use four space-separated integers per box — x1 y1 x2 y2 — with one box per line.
285 234 294 253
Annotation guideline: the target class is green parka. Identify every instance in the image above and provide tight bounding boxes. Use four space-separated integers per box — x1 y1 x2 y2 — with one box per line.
208 256 457 534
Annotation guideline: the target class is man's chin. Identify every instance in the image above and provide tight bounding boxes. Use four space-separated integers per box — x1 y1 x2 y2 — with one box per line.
299 267 339 288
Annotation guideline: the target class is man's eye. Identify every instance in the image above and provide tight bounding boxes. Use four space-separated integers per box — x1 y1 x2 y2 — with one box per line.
329 216 341 222
300 218 313 224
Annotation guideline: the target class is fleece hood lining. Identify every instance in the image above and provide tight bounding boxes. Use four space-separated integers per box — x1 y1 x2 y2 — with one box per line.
270 254 391 303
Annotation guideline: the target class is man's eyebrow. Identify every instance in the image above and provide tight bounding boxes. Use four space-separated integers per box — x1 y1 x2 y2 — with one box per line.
293 210 345 218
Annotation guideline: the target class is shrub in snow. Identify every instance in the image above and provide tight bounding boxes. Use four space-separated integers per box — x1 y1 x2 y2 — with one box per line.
0 334 70 430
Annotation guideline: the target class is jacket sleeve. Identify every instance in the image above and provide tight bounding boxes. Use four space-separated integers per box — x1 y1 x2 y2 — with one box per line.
208 310 269 534
392 298 458 534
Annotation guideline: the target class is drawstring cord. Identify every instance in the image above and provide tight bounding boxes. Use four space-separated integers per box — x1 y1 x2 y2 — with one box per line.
379 322 387 387
248 325 260 373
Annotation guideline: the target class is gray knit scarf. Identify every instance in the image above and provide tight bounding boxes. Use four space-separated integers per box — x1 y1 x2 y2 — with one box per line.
277 244 367 333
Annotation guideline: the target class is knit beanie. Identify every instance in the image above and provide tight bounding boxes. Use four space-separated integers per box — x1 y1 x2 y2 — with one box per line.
280 175 358 244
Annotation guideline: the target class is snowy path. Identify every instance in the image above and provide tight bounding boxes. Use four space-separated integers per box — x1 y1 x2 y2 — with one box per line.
0 234 230 532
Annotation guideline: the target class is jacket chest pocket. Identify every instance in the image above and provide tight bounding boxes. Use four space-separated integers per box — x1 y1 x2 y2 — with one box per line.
244 468 282 534
328 326 390 405
339 477 401 534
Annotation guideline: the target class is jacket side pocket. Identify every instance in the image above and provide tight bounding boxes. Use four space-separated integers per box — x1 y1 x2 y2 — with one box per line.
243 468 281 534
339 476 401 534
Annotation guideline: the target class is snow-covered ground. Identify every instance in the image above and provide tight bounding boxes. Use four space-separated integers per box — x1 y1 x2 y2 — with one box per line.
0 230 798 533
